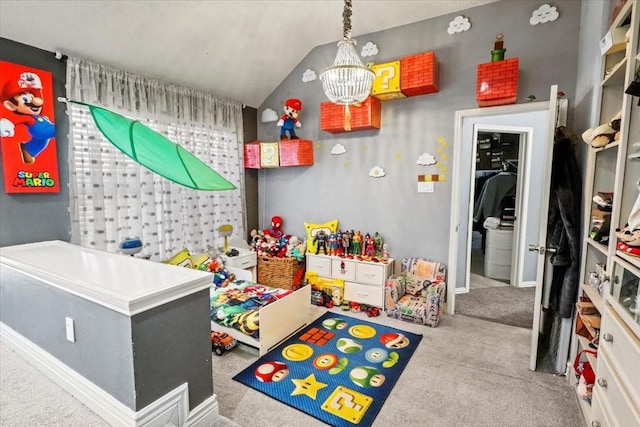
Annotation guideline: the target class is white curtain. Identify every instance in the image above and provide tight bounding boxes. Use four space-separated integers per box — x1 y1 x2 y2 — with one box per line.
66 57 246 260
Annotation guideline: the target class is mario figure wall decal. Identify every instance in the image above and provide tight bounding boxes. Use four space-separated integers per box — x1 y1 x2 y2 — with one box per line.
277 98 302 140
0 61 60 193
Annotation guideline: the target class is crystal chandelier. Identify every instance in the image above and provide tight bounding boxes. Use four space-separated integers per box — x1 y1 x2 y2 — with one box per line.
320 0 374 106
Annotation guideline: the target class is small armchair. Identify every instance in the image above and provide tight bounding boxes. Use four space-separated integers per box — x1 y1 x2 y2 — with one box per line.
384 258 447 327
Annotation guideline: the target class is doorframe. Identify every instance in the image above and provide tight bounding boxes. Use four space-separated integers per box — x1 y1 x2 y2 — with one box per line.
463 125 532 294
447 101 551 315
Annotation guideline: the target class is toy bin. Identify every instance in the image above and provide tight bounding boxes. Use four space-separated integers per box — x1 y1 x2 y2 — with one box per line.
257 256 305 290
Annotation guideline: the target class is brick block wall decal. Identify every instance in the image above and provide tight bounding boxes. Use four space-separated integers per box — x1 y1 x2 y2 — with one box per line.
476 58 519 107
244 141 261 169
320 97 382 134
401 51 439 97
279 139 314 167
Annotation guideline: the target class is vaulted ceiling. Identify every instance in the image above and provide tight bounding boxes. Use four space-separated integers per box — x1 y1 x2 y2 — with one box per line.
0 0 498 108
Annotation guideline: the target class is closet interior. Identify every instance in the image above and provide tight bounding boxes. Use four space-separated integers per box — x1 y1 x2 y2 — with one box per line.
472 132 520 283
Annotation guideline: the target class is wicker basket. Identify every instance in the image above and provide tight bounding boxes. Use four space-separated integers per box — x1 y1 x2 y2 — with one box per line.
257 256 304 289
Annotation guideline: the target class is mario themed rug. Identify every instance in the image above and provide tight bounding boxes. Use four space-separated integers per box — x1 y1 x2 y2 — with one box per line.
232 311 422 426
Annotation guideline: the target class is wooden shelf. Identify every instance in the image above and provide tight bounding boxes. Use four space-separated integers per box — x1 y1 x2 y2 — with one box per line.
583 283 605 313
577 335 598 369
593 140 620 153
602 56 627 86
586 238 609 256
615 249 640 272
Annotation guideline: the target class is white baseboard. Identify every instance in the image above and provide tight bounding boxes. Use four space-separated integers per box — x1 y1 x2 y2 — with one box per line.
185 394 219 426
518 281 536 288
1 323 218 426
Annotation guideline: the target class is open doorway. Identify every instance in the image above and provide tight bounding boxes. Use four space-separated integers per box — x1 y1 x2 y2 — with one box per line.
456 130 536 329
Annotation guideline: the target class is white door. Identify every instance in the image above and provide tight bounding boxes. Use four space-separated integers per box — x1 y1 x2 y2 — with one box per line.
448 86 560 370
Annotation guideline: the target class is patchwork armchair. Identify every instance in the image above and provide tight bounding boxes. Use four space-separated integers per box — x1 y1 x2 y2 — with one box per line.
384 258 447 327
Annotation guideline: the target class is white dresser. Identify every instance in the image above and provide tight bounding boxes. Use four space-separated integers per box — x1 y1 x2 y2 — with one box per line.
222 247 257 281
484 228 513 280
306 254 394 308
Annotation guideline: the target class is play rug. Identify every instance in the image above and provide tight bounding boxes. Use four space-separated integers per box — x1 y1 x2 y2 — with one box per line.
232 311 422 426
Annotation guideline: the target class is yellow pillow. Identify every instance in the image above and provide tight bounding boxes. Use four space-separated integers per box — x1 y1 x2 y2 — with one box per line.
304 220 339 254
162 248 194 268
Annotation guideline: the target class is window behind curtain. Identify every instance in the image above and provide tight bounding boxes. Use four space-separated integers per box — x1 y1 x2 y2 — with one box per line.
66 63 245 260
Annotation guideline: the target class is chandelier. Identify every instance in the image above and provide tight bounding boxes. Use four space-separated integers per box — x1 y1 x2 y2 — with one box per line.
319 0 374 106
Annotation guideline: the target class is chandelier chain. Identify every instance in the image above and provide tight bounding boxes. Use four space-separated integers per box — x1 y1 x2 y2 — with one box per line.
342 0 353 40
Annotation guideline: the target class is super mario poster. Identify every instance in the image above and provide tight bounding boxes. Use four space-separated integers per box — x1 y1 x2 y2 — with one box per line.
0 60 60 193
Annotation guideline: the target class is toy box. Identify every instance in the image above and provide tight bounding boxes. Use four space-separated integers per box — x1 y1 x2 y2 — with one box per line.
305 271 344 305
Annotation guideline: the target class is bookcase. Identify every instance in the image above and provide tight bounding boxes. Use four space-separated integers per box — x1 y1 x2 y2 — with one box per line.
575 1 640 426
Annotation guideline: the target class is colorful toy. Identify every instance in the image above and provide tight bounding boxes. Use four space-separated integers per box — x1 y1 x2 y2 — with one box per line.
277 98 302 140
311 286 335 308
265 215 284 239
210 331 237 356
314 230 329 254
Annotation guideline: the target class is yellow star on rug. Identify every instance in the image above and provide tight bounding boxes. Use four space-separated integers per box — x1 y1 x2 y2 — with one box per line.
291 374 327 399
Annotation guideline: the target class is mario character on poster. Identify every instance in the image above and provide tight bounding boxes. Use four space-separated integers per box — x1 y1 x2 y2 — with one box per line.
0 60 60 193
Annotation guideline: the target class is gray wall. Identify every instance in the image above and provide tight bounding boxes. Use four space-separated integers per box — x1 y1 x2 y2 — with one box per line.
131 289 213 411
257 0 583 265
0 38 71 246
1 265 136 408
1 265 213 411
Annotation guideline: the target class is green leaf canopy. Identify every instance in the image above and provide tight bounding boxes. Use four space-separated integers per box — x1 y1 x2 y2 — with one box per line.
73 101 236 191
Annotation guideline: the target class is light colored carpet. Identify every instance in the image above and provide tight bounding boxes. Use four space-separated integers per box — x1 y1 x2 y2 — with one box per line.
1 309 585 426
455 283 535 329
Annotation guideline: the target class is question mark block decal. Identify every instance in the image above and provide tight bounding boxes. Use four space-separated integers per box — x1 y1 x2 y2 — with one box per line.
260 142 280 168
322 385 373 424
372 61 405 101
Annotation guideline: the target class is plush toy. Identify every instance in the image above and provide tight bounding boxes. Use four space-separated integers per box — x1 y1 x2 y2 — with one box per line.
582 111 622 148
277 98 302 140
264 215 284 239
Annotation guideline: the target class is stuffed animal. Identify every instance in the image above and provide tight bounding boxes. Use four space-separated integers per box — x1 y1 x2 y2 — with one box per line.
582 111 622 148
277 99 302 140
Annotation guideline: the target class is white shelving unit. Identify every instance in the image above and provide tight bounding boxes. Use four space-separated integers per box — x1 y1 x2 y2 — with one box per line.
575 2 640 426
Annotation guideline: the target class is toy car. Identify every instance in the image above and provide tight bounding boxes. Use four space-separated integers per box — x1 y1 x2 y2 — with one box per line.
365 305 380 317
211 331 237 356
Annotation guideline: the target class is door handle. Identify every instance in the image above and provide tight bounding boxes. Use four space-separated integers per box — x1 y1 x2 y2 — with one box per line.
528 244 557 255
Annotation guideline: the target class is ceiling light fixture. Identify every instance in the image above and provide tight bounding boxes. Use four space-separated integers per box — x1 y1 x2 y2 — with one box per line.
320 0 374 129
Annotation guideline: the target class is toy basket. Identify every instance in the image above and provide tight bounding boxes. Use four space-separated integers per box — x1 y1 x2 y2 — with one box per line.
257 256 304 289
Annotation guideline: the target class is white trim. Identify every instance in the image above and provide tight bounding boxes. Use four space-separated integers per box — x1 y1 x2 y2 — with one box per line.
448 101 551 315
0 323 218 426
185 395 219 427
135 383 188 426
518 281 537 288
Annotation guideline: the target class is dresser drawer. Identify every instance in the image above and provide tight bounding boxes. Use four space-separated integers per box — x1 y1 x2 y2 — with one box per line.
224 251 256 269
485 228 513 250
595 350 640 427
600 305 640 408
356 262 387 286
591 385 617 427
331 258 356 281
306 254 332 277
344 281 384 308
